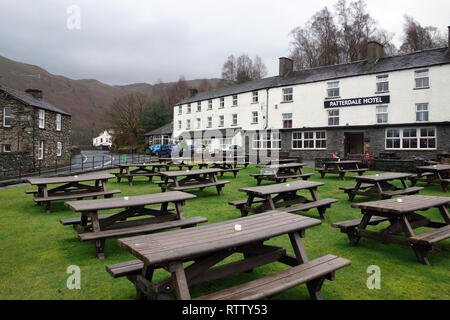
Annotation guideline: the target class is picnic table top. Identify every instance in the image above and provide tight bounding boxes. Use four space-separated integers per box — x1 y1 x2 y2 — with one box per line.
351 195 450 214
354 172 413 182
159 168 223 177
27 173 115 185
117 163 162 167
416 164 450 172
323 160 361 165
65 191 196 212
239 180 324 195
259 162 306 169
117 210 321 265
159 157 192 162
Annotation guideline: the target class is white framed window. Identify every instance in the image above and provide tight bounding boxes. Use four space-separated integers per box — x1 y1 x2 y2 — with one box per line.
196 118 201 129
282 113 292 128
38 140 44 159
328 109 339 126
376 75 389 92
208 100 212 110
187 104 191 114
178 120 182 130
219 97 225 109
282 88 293 102
3 107 11 127
178 106 182 115
38 110 45 129
252 91 259 103
416 103 429 121
56 142 62 157
376 106 388 124
3 144 11 153
386 127 436 149
231 114 238 126
186 119 191 130
197 102 201 112
56 114 61 131
252 111 258 124
327 81 340 98
292 131 326 149
252 132 281 150
207 116 212 128
232 95 238 106
219 115 224 127
415 70 429 89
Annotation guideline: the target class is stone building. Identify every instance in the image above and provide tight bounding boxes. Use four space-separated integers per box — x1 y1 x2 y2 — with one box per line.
0 86 72 176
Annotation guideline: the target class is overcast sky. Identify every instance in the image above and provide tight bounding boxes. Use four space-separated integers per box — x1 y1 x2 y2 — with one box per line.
0 0 448 85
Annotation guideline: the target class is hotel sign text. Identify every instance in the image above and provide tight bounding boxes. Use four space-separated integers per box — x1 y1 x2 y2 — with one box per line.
324 95 390 108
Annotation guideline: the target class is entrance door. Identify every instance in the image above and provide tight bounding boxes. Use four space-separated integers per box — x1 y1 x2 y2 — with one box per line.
345 133 364 156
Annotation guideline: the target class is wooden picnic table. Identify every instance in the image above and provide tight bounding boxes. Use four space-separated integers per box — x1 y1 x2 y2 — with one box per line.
157 168 230 195
340 172 423 201
107 210 350 300
114 163 163 186
197 161 244 177
158 157 192 164
26 173 120 213
317 160 368 180
230 180 337 220
332 195 450 265
251 162 314 185
410 164 450 192
62 191 207 259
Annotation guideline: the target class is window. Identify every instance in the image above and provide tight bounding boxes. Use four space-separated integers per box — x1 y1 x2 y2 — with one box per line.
56 114 61 131
415 70 429 88
186 119 191 130
187 104 191 114
232 95 238 106
328 109 339 126
178 120 182 130
197 102 201 112
376 75 389 92
327 81 340 98
292 131 326 149
178 106 182 115
282 113 292 128
252 111 258 124
196 118 201 129
207 116 212 128
386 127 436 149
416 103 429 121
3 144 11 153
3 107 11 127
208 100 212 110
38 110 45 129
38 140 44 159
376 106 388 124
231 114 238 126
219 97 225 109
219 115 224 127
154 135 171 145
252 91 259 103
282 88 293 102
56 142 62 157
252 132 281 150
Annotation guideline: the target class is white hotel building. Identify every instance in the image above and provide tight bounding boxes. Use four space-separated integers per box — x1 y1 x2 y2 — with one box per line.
173 38 450 160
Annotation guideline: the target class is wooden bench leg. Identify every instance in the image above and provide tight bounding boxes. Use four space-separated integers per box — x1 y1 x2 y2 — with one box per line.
117 177 122 183
94 239 106 259
306 276 325 300
45 202 51 214
317 207 328 220
411 245 432 265
320 172 325 178
339 173 345 180
441 181 448 192
128 177 133 186
216 186 223 196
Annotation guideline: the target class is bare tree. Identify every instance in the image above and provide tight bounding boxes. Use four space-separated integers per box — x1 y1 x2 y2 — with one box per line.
399 15 446 53
221 54 268 83
252 56 268 80
221 55 237 82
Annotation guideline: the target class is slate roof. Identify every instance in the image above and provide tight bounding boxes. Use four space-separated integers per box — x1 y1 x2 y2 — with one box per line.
178 47 450 106
0 85 71 116
145 121 173 136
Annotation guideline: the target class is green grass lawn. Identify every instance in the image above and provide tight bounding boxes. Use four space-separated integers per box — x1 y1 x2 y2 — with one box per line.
0 165 448 300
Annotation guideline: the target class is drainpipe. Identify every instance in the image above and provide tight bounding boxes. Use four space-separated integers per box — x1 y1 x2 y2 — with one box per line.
264 88 269 129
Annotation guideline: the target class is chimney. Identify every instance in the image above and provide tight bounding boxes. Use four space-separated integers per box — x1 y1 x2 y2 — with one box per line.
448 26 450 48
279 57 293 77
367 41 385 65
187 88 198 98
25 89 43 100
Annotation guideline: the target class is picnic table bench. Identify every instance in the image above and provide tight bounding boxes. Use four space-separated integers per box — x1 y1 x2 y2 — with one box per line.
409 164 450 192
156 168 230 195
230 180 337 220
332 195 450 265
339 172 423 201
112 163 162 186
251 163 314 185
26 173 120 213
107 210 350 300
197 161 243 178
63 191 207 259
317 160 368 180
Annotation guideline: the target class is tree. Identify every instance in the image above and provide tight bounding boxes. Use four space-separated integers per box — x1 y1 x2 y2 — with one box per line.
139 99 172 134
221 54 268 83
399 15 446 53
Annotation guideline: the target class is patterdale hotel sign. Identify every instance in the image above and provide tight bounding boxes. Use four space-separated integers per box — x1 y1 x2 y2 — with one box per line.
324 95 390 108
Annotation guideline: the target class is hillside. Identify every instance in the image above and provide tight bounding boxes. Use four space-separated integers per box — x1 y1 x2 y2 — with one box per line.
0 55 221 144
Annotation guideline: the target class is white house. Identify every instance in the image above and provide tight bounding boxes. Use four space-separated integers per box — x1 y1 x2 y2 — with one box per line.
173 36 450 160
93 130 112 148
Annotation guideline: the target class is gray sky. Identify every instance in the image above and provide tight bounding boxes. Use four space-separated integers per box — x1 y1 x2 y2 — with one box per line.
0 0 448 85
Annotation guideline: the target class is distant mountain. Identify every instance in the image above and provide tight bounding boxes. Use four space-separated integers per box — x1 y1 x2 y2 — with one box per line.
0 55 222 145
